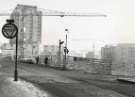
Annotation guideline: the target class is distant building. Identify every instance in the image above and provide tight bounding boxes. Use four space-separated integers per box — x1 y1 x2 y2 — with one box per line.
85 51 94 58
113 44 135 65
101 44 135 75
43 45 60 56
10 4 42 58
101 45 114 63
0 43 15 60
39 45 64 65
68 50 83 57
101 44 135 64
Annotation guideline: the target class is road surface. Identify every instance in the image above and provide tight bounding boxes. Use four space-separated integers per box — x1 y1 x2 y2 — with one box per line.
0 58 134 97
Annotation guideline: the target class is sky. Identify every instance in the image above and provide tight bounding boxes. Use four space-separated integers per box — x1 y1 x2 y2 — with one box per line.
0 0 135 55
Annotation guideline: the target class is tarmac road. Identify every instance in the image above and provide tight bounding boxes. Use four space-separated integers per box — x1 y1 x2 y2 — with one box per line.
17 63 135 97
71 78 135 97
0 58 134 97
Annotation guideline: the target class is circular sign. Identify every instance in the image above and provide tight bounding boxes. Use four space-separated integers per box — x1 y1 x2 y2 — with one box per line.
2 23 18 39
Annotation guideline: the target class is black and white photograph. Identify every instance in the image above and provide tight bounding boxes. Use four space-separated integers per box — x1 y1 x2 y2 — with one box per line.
0 0 134 97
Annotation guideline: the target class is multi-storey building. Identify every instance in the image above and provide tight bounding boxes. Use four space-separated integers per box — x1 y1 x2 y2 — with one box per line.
101 44 135 75
10 4 42 58
113 44 135 65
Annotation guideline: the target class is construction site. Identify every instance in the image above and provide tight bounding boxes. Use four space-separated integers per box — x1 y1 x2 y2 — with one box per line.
0 2 135 97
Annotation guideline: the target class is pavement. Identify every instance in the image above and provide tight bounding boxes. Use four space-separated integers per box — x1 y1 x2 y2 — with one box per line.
0 75 55 97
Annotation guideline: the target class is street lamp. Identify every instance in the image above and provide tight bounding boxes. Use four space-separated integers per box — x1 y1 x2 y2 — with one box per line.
63 29 69 70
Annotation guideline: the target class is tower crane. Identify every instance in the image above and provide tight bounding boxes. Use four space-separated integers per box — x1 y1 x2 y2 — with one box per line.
0 5 107 67
0 7 107 17
0 5 108 81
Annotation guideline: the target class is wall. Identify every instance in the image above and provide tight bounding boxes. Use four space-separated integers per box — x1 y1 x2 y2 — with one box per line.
66 56 111 75
38 54 111 75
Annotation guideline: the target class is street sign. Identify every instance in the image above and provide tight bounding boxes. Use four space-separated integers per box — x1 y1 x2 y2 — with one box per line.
2 23 18 39
2 19 19 81
64 47 69 54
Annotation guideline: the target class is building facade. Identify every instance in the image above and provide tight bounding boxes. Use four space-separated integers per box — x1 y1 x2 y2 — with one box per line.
0 43 15 60
43 45 59 56
101 44 135 76
112 44 135 65
39 45 63 65
85 51 94 59
101 45 114 62
10 4 42 58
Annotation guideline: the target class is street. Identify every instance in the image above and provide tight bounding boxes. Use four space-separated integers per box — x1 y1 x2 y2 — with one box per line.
0 1 135 97
0 57 134 97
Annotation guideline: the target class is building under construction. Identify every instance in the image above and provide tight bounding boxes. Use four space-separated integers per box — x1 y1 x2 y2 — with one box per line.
10 4 42 58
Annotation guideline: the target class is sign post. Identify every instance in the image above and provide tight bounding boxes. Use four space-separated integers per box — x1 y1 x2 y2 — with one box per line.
2 19 18 81
14 28 18 81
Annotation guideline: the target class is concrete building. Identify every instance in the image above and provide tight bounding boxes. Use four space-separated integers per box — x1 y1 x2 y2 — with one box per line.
102 44 135 65
43 45 60 56
113 44 135 65
69 51 83 57
10 4 42 58
101 44 135 76
85 51 94 58
39 45 64 65
1 43 14 56
0 43 16 60
112 44 135 76
101 45 114 63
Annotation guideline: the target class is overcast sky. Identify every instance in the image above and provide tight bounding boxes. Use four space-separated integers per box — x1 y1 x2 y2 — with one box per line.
0 0 134 54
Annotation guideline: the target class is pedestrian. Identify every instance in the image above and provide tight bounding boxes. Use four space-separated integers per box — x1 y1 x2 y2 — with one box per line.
36 56 39 64
44 57 48 66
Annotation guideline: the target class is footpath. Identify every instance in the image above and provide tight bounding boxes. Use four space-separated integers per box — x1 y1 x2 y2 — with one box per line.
0 75 54 97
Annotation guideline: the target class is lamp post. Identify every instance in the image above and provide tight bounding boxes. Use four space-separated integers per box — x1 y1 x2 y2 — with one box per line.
63 29 69 70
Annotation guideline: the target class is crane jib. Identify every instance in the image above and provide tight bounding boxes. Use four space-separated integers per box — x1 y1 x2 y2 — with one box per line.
0 13 107 17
